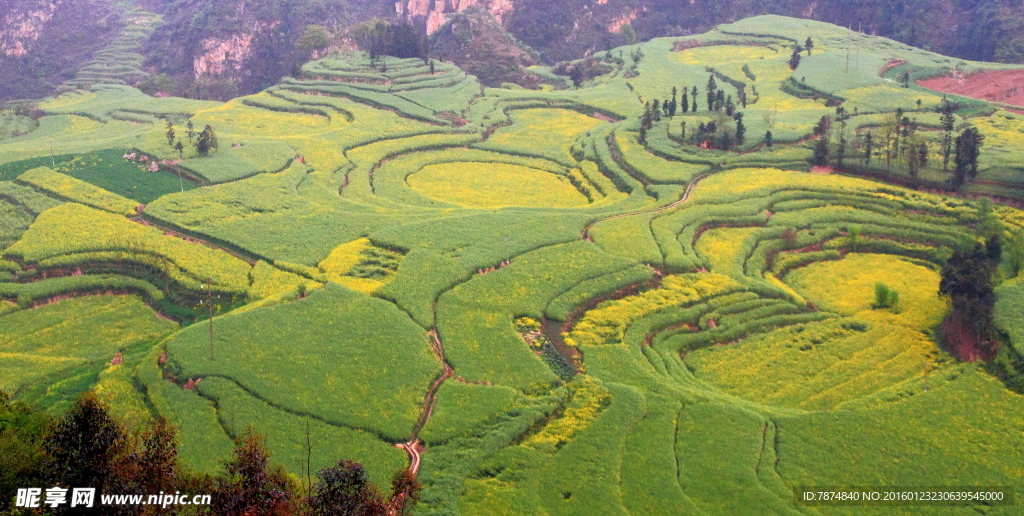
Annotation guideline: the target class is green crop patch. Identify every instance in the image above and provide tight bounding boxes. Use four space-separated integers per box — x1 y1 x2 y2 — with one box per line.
165 284 440 442
0 295 175 403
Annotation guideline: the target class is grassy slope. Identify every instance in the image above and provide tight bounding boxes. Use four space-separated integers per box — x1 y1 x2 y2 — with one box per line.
3 16 1024 514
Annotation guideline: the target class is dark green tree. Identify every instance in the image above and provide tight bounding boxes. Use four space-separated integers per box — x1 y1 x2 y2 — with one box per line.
724 95 735 116
706 76 717 112
863 130 874 164
0 391 49 513
940 240 1000 357
196 125 219 156
765 130 773 148
43 394 124 510
669 87 677 116
734 112 745 144
681 90 689 113
186 120 196 143
805 37 814 55
789 47 802 70
940 97 956 172
951 127 985 188
175 140 185 158
715 89 724 111
309 459 385 516
212 431 292 516
165 120 176 146
813 135 830 166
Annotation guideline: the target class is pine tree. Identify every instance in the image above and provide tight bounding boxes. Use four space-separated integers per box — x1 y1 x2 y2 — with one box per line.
681 91 689 113
789 47 802 70
196 125 219 156
669 87 677 116
175 140 185 158
186 120 195 143
813 135 830 166
734 112 745 144
805 37 814 55
940 97 956 172
165 120 176 146
715 90 724 111
863 130 873 164
765 130 773 148
725 95 735 116
706 76 717 112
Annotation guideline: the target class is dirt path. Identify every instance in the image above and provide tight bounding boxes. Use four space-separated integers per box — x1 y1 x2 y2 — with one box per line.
395 330 451 483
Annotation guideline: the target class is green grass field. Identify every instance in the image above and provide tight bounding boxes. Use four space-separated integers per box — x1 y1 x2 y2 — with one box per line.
5 13 1024 515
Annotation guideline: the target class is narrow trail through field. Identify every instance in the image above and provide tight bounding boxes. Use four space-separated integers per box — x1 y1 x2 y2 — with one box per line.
582 168 714 241
397 328 451 482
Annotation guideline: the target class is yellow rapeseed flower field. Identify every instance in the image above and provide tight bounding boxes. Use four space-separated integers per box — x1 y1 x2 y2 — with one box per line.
785 252 948 331
671 45 776 66
408 162 589 209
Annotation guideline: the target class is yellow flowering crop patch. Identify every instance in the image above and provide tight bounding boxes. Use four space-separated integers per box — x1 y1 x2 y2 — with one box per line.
784 253 948 331
318 238 385 293
18 167 137 216
191 96 331 137
671 45 776 66
6 204 252 293
695 227 760 273
477 108 604 166
565 273 742 347
525 376 611 452
689 167 881 202
408 162 589 209
686 318 939 410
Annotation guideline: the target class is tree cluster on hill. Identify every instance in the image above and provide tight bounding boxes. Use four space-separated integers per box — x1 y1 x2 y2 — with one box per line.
349 18 427 62
165 120 218 158
0 392 420 516
430 7 552 88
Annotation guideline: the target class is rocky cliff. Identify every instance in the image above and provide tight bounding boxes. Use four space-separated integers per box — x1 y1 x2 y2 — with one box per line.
0 0 122 101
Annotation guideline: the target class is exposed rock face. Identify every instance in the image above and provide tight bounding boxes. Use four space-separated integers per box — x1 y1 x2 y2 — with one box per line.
0 0 121 101
1 1 59 57
192 33 256 77
397 0 515 35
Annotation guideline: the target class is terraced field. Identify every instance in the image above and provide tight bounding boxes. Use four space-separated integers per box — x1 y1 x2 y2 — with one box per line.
3 15 1024 515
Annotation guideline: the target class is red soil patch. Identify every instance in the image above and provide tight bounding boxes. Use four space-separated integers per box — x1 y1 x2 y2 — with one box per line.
939 314 997 362
918 68 1024 109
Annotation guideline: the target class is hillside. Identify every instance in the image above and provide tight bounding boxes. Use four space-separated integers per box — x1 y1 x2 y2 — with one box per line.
402 0 1024 65
0 0 124 101
2 15 1024 515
